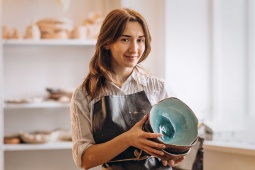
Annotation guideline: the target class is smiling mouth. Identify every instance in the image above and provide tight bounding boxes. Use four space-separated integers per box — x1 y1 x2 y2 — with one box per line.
125 55 137 59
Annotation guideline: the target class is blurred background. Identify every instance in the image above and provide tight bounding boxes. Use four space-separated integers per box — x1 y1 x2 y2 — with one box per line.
0 0 255 170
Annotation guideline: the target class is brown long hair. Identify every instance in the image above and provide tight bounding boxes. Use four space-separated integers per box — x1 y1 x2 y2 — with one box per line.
83 8 151 99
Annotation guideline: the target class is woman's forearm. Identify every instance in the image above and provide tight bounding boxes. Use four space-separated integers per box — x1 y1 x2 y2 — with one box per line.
81 132 129 169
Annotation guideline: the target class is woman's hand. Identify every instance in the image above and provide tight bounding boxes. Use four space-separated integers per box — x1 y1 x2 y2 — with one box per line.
162 156 185 167
124 114 166 156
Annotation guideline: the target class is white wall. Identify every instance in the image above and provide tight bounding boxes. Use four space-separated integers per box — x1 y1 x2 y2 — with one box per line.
165 0 211 121
164 0 255 143
163 1 255 168
210 0 247 131
246 0 255 138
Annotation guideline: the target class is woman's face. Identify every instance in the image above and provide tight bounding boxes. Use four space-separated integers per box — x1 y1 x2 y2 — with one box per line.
107 21 145 72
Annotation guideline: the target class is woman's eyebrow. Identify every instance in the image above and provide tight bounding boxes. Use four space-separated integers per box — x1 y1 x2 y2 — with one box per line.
121 34 145 38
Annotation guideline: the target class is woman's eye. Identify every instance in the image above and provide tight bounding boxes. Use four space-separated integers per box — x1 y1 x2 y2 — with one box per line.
137 38 145 43
121 38 129 42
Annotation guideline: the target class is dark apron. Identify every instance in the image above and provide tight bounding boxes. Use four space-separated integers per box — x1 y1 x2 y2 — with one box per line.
93 91 172 170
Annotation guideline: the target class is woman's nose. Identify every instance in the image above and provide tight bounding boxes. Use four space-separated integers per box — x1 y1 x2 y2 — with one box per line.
128 41 138 53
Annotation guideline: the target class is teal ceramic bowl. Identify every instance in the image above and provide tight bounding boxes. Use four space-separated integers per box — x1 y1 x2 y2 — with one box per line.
149 98 198 146
143 97 198 156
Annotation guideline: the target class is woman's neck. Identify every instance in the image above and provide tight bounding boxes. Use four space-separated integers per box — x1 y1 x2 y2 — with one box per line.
111 68 133 87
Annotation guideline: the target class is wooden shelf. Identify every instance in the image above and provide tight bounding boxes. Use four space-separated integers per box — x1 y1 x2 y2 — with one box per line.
3 141 72 151
4 101 70 109
3 39 97 46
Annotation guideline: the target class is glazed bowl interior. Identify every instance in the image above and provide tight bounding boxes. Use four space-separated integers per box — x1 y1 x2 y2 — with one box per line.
149 98 198 146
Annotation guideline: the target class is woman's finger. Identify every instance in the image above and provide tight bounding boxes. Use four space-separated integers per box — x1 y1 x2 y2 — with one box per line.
165 156 185 167
143 131 162 139
136 113 148 127
162 160 168 166
142 145 164 156
173 156 185 165
141 137 165 149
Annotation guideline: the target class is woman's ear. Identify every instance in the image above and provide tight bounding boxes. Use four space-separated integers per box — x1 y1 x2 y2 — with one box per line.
104 42 111 50
104 45 110 50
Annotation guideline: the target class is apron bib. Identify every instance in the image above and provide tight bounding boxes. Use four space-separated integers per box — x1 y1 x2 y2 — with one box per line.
92 91 172 170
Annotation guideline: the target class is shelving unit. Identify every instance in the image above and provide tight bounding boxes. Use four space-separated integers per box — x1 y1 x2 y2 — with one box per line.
3 141 72 151
0 0 116 170
0 0 4 168
4 101 70 109
1 40 95 167
0 1 162 170
1 43 89 170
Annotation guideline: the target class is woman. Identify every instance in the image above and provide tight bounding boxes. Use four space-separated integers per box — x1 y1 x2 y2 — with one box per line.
70 8 184 170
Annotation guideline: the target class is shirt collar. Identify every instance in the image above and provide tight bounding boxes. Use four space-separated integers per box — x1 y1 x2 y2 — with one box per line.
130 69 147 87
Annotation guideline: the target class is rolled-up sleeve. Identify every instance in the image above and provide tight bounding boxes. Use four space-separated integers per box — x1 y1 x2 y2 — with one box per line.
70 88 95 168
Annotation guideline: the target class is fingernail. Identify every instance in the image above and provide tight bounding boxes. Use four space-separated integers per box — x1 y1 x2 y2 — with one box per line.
157 133 162 137
160 152 164 155
162 145 166 149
